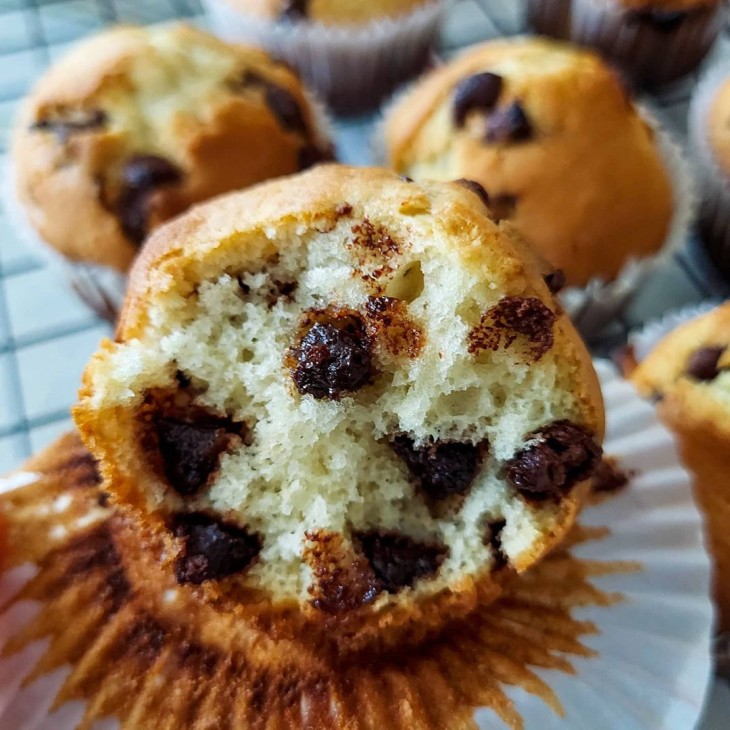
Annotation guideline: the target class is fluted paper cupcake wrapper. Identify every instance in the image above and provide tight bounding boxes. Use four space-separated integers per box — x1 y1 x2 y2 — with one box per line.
376 82 695 343
526 0 725 88
201 0 446 114
0 362 713 729
688 61 730 280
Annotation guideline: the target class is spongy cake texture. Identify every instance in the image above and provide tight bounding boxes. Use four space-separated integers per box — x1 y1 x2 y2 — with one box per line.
12 23 332 271
76 166 603 643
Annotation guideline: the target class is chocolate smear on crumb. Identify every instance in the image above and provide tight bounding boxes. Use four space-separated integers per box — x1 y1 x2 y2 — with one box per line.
468 296 556 362
365 296 424 358
591 457 631 495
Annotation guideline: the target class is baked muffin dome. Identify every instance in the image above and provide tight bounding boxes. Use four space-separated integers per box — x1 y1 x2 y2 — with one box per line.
631 303 730 630
706 78 730 177
384 38 674 288
222 0 434 26
12 23 333 272
75 165 603 650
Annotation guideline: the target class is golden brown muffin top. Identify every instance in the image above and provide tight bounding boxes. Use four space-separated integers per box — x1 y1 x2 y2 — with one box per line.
384 37 674 287
707 76 730 178
225 0 435 26
12 24 332 272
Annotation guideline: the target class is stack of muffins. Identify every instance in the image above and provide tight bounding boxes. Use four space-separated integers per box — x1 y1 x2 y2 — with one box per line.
2 1 727 726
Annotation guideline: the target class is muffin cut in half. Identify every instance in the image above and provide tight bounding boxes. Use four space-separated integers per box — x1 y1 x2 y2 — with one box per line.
76 165 604 651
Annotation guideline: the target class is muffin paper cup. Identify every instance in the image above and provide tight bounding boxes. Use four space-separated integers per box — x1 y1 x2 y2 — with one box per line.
0 361 713 729
527 0 725 88
689 62 730 280
201 0 446 114
376 89 695 343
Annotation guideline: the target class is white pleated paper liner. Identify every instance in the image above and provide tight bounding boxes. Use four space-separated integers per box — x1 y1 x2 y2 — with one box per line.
201 0 446 114
477 359 713 730
0 359 714 730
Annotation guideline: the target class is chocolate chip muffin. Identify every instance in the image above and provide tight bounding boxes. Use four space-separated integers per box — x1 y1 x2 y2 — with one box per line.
75 165 604 652
384 38 675 290
527 0 725 87
203 0 444 113
12 23 333 274
631 303 730 631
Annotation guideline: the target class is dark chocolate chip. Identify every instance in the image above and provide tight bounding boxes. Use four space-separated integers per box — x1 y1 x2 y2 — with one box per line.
627 9 690 31
486 102 533 144
506 420 602 500
488 194 518 221
265 84 307 133
591 457 631 494
685 346 725 382
484 519 507 569
155 415 241 496
390 435 486 501
299 144 335 171
117 155 183 245
97 491 111 508
454 178 490 207
280 0 308 20
355 531 447 593
544 269 566 294
173 513 262 584
289 313 374 399
468 296 557 362
400 175 414 183
453 72 503 128
31 108 107 143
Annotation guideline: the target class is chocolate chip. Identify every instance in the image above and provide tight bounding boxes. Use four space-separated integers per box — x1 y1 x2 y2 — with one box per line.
265 84 307 133
453 72 503 128
400 175 414 183
506 420 602 500
484 519 507 569
117 155 183 244
31 108 107 143
280 0 308 20
544 269 566 294
390 435 486 501
591 457 631 494
299 144 335 171
355 531 447 593
454 178 490 207
627 9 690 31
685 346 725 381
173 513 262 585
289 311 374 399
468 296 556 362
155 414 243 496
487 194 518 221
486 102 533 144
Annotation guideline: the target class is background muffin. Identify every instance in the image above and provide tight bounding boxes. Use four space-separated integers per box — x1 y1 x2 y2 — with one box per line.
384 38 675 292
689 64 730 280
202 0 444 113
11 23 333 315
631 302 730 632
75 165 604 654
527 0 725 87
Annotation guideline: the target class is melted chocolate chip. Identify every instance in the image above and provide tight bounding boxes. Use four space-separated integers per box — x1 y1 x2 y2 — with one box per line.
506 420 602 500
299 144 335 171
488 194 518 221
484 519 507 569
281 0 308 20
154 412 245 496
355 531 447 593
627 8 690 31
486 102 533 144
289 311 374 399
454 178 490 207
685 346 725 382
391 435 486 501
544 269 566 294
173 513 262 585
453 72 503 128
591 457 631 494
468 296 556 362
117 155 183 244
31 108 107 143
